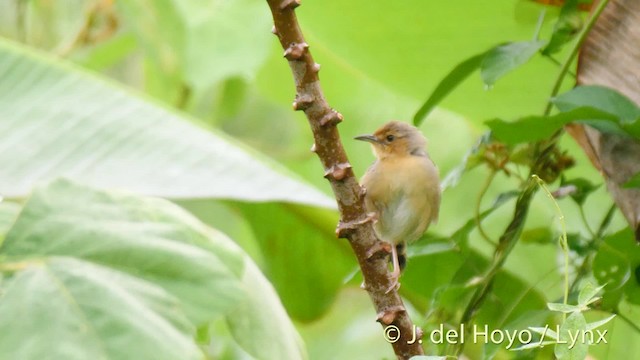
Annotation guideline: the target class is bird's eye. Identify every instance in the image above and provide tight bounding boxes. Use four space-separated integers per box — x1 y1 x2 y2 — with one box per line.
386 134 395 142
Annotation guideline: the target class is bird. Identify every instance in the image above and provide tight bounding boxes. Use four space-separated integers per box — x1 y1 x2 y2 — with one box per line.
355 121 441 292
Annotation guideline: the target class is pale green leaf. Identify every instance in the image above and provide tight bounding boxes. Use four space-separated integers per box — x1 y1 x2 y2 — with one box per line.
578 282 606 307
0 257 202 360
226 260 307 360
0 38 334 208
586 314 616 331
547 303 581 313
2 179 245 324
554 312 588 360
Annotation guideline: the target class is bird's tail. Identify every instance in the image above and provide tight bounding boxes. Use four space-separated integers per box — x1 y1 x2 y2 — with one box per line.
397 242 407 272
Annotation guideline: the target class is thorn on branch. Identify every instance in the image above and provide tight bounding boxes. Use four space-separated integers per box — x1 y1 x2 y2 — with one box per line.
292 94 314 111
320 109 344 127
279 0 301 11
312 62 321 73
324 162 352 181
271 25 278 36
335 212 376 238
376 305 406 325
283 42 308 60
310 143 317 153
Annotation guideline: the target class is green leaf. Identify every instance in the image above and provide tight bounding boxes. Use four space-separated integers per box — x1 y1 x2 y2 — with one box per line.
1 179 245 325
237 203 352 322
0 201 20 246
594 229 640 306
560 177 601 205
547 303 582 313
623 172 640 188
542 0 583 55
585 314 616 331
413 52 485 125
0 37 334 208
480 40 546 86
179 0 272 91
486 107 624 145
578 282 606 307
483 310 552 358
521 227 555 244
554 312 588 360
553 85 640 122
530 326 559 340
0 257 202 360
0 180 307 359
440 132 492 190
226 260 307 360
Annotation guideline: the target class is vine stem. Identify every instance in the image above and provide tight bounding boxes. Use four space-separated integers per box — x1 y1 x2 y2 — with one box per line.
265 1 423 358
456 2 611 355
533 175 570 315
475 170 498 246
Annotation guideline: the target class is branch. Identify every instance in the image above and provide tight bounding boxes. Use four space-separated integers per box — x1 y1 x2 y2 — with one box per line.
265 1 424 358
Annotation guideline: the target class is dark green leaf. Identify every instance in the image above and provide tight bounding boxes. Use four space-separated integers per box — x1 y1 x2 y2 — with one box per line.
480 40 546 86
486 107 625 145
521 227 555 244
413 52 485 125
623 172 640 189
553 85 640 122
560 177 601 205
594 229 640 305
237 203 352 322
542 0 583 55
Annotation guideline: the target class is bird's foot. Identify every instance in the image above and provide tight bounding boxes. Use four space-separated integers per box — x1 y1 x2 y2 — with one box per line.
385 270 401 294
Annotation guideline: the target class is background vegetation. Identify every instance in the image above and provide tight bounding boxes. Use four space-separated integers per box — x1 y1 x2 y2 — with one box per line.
0 0 638 359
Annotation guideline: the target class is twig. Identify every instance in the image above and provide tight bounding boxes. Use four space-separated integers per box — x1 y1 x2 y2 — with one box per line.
475 170 498 246
265 1 424 358
454 2 611 355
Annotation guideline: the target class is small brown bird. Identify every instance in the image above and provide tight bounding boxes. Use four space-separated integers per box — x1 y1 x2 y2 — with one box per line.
355 121 441 291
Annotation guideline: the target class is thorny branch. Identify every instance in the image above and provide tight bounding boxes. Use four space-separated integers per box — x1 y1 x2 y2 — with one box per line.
265 1 424 359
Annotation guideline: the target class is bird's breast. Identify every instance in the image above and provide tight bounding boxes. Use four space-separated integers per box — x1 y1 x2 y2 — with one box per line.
362 155 440 244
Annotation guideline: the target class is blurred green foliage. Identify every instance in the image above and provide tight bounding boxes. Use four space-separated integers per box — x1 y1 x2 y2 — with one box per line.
0 0 639 359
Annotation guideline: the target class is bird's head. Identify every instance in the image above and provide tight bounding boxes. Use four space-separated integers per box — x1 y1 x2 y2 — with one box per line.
355 121 427 159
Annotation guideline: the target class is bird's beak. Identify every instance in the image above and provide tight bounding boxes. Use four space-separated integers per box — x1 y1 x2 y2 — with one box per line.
354 134 382 144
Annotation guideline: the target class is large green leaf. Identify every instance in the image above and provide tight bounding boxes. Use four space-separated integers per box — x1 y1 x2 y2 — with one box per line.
1 179 245 324
0 201 19 245
0 37 334 208
0 257 202 360
117 0 272 92
0 180 307 359
226 260 307 360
